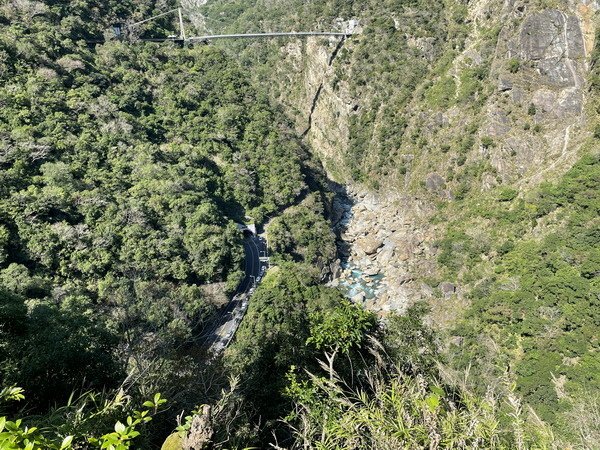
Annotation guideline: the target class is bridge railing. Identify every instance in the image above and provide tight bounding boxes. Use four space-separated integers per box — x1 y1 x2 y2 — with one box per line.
186 31 353 42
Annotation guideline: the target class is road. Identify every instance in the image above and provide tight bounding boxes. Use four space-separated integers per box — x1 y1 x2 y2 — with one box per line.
202 234 268 354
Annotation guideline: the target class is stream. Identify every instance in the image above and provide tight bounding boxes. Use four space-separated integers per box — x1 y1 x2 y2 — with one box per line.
330 192 386 304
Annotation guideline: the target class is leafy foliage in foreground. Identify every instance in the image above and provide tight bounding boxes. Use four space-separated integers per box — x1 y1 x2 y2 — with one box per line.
284 361 554 449
224 264 375 426
0 388 165 450
276 306 553 449
153 300 558 449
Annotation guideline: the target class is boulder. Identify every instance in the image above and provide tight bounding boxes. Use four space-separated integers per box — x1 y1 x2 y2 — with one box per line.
161 433 183 450
383 237 397 250
498 77 513 92
356 236 383 255
377 247 394 265
425 173 446 192
182 405 213 450
331 259 343 278
397 245 413 261
439 281 457 298
364 266 380 276
398 274 415 285
351 292 366 304
420 283 435 298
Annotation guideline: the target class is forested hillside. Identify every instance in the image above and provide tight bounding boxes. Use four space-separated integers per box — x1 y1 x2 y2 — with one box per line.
190 0 600 447
0 0 337 447
1 0 599 449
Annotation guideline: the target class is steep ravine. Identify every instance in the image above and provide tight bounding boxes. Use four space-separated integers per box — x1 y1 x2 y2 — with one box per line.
300 2 597 318
301 84 322 138
198 0 598 317
329 188 433 315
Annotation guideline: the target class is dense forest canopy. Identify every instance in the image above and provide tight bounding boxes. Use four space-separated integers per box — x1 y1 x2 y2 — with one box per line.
0 0 308 412
440 154 600 434
1 0 599 449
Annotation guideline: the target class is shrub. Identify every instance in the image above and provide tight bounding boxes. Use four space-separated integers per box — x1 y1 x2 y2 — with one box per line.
507 58 520 73
498 187 518 202
481 136 494 148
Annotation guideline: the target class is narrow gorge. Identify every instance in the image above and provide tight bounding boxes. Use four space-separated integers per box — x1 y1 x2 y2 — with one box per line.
2 0 600 448
266 0 599 323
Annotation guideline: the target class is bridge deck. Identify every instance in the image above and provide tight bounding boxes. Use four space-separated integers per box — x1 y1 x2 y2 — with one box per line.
187 32 352 41
87 32 351 45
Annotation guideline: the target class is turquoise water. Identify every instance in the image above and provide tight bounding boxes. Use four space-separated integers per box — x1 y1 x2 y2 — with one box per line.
335 196 384 302
339 265 384 301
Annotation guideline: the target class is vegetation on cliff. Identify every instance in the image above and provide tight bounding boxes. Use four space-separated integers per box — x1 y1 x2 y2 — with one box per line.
437 154 600 441
1 0 599 448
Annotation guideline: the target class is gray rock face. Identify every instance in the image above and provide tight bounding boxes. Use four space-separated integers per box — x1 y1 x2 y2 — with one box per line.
498 77 513 92
486 108 511 137
425 173 446 192
351 292 366 304
182 405 213 450
439 282 457 298
532 87 583 118
519 10 585 87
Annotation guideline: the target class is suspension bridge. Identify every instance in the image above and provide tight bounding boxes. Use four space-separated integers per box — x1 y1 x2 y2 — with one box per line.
186 31 352 41
88 8 355 44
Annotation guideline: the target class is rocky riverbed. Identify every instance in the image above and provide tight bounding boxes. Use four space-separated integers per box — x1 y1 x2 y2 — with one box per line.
329 186 439 315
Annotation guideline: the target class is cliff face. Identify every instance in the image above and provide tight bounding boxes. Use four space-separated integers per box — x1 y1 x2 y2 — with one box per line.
474 1 594 187
233 0 596 318
275 37 354 182
282 1 598 192
193 0 598 186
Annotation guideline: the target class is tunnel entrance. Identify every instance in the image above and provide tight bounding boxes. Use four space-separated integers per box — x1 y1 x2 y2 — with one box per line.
236 223 256 237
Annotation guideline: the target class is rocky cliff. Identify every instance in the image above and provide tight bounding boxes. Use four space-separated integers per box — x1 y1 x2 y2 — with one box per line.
288 1 597 188
232 0 599 316
191 0 598 313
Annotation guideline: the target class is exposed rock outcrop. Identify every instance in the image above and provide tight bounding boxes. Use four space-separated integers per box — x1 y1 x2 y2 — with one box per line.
182 405 213 450
331 188 437 315
517 10 585 87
